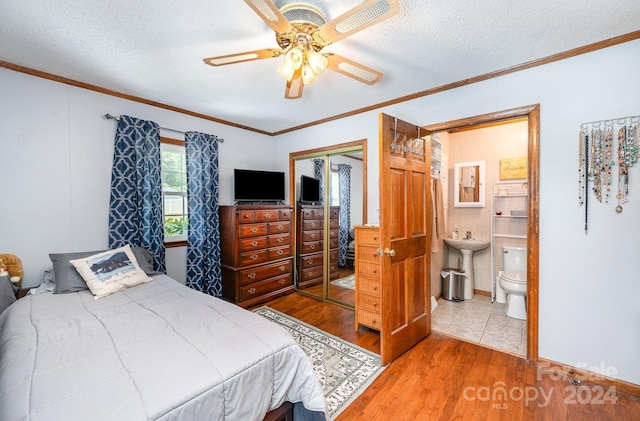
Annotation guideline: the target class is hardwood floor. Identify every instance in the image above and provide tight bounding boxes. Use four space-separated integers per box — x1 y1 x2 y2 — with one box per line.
258 293 640 421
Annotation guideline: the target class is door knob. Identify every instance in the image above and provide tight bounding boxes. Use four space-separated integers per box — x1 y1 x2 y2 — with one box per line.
383 248 396 257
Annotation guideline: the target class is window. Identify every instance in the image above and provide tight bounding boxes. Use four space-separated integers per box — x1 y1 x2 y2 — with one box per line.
161 139 187 243
330 169 340 207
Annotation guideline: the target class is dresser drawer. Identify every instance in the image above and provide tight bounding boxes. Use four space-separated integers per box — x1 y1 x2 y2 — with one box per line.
358 261 380 277
328 228 338 240
329 264 339 279
267 244 291 260
300 266 323 281
238 249 267 266
303 219 322 231
302 230 322 242
329 250 338 263
240 273 292 301
239 236 267 251
240 259 291 285
328 219 338 229
357 308 381 330
357 228 380 245
279 208 291 221
300 252 323 269
329 207 339 219
358 292 381 313
255 209 280 222
311 208 324 219
358 245 380 262
329 238 338 249
267 233 290 247
239 223 267 238
268 220 291 234
358 276 380 296
239 210 255 223
300 241 322 254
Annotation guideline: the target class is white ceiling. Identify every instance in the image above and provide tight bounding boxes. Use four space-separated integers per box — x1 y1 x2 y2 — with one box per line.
2 0 640 134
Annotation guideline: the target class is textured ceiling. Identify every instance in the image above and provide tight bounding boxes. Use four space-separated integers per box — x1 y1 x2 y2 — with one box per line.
1 0 640 134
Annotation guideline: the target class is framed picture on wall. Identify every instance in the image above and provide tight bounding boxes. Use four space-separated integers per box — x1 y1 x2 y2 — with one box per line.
500 156 527 179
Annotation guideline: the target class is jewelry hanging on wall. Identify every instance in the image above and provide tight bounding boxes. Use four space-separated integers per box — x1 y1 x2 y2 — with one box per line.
578 115 640 230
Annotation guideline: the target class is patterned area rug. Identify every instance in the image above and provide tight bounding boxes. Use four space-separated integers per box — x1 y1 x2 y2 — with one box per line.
253 307 384 420
330 274 355 290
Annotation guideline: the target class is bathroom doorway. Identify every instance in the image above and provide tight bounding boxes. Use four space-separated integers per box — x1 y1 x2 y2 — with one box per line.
423 105 539 363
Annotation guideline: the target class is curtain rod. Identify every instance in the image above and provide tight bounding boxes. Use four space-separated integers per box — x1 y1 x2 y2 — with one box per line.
104 114 224 143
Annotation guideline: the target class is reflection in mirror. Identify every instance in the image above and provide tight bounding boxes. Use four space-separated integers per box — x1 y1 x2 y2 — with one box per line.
454 161 486 207
290 141 366 308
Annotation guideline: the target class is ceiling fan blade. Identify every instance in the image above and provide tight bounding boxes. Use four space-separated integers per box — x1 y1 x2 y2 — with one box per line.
314 0 399 45
203 48 282 66
326 53 383 85
285 68 304 99
244 0 292 34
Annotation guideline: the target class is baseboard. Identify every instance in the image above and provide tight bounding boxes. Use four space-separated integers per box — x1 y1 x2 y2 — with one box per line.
537 357 640 398
474 289 491 297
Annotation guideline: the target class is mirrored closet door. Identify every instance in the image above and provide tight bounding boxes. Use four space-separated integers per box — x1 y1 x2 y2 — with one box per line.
289 140 367 308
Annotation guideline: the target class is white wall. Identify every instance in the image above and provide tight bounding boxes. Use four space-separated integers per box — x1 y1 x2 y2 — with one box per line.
274 39 640 386
0 68 275 286
1 38 639 386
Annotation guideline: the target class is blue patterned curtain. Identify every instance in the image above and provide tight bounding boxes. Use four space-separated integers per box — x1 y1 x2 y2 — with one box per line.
337 164 351 267
185 131 222 296
108 115 166 272
314 158 324 205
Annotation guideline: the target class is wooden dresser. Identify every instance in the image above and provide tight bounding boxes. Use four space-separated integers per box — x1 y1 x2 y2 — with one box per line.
296 204 340 289
219 205 294 308
354 225 382 331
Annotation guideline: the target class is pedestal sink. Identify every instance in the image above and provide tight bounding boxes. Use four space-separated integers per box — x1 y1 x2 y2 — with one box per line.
443 238 490 299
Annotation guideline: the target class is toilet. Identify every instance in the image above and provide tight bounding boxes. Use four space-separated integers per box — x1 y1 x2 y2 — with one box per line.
497 245 527 320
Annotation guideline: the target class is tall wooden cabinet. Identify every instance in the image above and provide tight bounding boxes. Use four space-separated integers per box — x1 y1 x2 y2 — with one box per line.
296 205 340 289
219 205 294 308
354 225 382 331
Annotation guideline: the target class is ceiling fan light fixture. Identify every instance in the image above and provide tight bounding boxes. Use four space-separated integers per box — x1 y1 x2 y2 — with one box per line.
301 63 318 85
306 50 328 74
277 47 303 81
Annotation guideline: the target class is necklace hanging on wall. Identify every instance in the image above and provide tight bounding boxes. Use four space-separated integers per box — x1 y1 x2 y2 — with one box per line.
578 115 640 230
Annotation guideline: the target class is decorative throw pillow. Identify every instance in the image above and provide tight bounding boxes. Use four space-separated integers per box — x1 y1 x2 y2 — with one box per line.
69 245 152 299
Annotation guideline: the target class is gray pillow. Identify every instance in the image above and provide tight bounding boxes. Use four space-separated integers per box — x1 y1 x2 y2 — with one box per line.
50 247 162 294
131 247 163 276
0 275 17 315
50 250 106 294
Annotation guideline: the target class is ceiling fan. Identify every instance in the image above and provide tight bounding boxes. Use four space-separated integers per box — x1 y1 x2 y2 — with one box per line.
203 0 399 99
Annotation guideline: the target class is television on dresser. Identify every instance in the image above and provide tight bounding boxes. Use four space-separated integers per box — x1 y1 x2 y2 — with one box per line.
299 175 321 204
233 168 285 203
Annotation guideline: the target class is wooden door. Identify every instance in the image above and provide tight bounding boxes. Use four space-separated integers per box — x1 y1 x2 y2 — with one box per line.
379 113 431 365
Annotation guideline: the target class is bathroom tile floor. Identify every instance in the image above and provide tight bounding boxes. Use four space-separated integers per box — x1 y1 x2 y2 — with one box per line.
432 295 526 356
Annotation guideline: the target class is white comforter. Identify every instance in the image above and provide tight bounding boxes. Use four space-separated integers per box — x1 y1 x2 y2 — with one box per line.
0 275 326 420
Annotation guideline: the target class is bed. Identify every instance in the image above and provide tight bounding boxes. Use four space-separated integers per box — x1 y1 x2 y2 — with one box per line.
0 270 326 420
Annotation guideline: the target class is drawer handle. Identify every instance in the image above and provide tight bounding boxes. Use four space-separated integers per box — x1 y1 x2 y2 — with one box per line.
373 270 377 274
250 240 258 247
373 302 378 308
307 272 313 277
308 259 314 264
310 244 316 250
250 227 258 233
374 286 378 291
276 249 284 255
265 212 272 218
276 224 283 230
279 279 285 285
279 265 286 272
244 214 250 219
310 222 316 228
250 254 258 260
373 236 377 240
277 237 283 243
330 265 336 270
248 288 256 295
311 233 316 238
247 273 256 279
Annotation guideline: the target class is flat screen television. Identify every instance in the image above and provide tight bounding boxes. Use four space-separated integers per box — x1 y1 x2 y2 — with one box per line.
234 169 285 203
299 175 320 204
